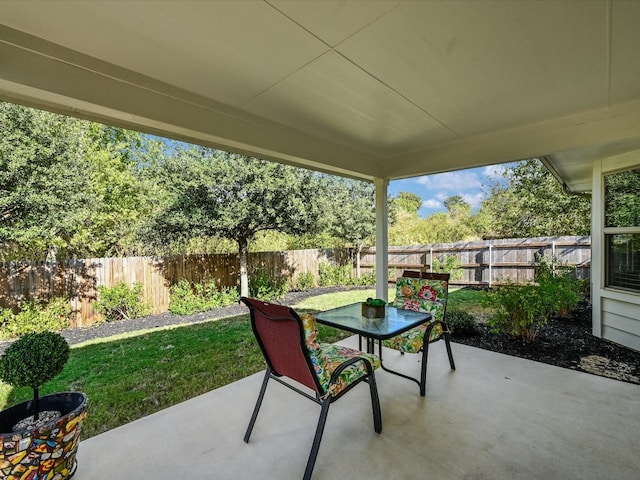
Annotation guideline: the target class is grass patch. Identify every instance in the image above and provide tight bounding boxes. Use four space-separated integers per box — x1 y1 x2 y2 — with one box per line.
0 287 487 438
448 288 490 317
2 315 265 438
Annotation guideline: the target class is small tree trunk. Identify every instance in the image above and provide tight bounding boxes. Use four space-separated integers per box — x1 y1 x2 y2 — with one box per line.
239 237 249 298
33 387 39 421
356 244 362 278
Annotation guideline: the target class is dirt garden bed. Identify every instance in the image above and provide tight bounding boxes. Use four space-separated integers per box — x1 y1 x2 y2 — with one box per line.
451 302 640 385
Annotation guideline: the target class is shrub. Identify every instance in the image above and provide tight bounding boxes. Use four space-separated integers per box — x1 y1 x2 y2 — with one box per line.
535 257 583 318
432 255 463 280
249 269 289 301
169 279 239 315
0 298 72 340
94 282 150 322
0 331 70 418
292 272 315 292
486 281 551 342
446 309 478 336
318 262 353 287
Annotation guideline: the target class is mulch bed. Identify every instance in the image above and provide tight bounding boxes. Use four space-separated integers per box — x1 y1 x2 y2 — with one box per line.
451 302 640 385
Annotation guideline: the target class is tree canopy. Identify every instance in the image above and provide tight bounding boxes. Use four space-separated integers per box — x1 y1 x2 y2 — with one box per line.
144 146 322 296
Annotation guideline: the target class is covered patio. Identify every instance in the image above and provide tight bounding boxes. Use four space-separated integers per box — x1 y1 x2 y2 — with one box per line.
2 1 640 349
75 338 639 480
1 2 640 477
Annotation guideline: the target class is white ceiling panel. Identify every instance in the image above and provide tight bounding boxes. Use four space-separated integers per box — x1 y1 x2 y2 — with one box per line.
0 0 329 106
245 50 456 156
269 0 401 47
336 1 609 135
610 0 640 104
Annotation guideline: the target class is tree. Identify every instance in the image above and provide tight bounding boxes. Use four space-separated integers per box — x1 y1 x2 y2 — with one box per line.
0 102 93 259
392 192 422 216
145 147 322 296
478 159 591 238
0 102 150 259
325 178 376 277
444 195 471 219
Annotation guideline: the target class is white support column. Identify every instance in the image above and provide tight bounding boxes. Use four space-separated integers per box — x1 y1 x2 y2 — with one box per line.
374 178 389 301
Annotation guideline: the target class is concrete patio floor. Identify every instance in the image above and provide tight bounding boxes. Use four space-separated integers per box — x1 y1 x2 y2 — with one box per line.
74 338 640 480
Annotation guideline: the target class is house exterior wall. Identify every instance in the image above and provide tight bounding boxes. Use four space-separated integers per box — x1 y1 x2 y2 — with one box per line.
592 149 640 352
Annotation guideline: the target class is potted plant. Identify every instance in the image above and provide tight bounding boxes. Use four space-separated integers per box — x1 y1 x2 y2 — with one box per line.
0 331 88 479
362 298 386 319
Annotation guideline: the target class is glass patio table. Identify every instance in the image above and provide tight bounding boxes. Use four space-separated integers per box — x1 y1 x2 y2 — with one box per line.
315 303 431 355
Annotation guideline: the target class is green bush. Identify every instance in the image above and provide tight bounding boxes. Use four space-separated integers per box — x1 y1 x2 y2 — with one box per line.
352 270 376 286
0 331 69 391
249 269 289 301
446 309 478 335
487 281 552 342
432 255 463 280
318 262 352 286
169 279 239 315
0 298 72 340
0 331 70 416
94 282 151 322
535 257 583 318
292 272 315 292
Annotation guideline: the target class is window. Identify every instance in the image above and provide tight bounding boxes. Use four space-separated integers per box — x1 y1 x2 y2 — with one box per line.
604 168 640 292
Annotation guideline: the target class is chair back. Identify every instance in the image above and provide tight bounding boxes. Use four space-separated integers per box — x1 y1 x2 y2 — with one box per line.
241 297 321 393
393 272 450 322
402 270 450 282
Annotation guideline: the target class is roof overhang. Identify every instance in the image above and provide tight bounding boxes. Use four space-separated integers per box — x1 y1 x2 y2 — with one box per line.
1 0 640 186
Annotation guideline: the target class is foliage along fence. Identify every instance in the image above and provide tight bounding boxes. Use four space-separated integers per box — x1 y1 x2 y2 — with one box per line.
361 236 591 285
0 249 351 327
0 236 590 327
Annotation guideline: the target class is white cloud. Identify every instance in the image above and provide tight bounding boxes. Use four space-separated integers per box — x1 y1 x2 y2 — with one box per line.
422 199 442 209
461 191 486 209
416 170 482 191
482 162 519 178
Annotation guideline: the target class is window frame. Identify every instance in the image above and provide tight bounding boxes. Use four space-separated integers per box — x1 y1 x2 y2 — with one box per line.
603 167 640 293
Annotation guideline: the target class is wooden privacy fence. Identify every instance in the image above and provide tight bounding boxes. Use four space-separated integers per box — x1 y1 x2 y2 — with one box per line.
361 236 591 285
0 248 351 327
0 236 590 327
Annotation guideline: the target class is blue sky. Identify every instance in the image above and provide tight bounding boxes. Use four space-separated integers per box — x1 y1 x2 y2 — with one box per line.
389 164 514 218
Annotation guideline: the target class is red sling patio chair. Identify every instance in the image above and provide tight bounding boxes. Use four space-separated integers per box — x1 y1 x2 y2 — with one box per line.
240 297 382 480
381 271 456 396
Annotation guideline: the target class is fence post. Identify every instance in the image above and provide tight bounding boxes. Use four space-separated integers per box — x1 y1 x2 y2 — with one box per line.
488 242 493 288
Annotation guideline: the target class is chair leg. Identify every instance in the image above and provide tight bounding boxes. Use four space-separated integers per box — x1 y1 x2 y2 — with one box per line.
368 373 383 434
444 331 456 370
303 398 331 480
419 341 430 396
244 369 271 443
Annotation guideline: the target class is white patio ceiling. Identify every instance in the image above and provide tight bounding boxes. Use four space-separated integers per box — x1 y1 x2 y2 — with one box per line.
1 0 640 191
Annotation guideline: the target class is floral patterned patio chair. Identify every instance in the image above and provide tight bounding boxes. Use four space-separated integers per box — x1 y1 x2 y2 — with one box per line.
381 271 456 395
240 297 382 480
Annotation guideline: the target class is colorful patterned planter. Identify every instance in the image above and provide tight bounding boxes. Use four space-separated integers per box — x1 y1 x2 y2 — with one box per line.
0 392 88 479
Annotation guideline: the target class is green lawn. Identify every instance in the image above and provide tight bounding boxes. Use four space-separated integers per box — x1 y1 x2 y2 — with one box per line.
0 287 486 438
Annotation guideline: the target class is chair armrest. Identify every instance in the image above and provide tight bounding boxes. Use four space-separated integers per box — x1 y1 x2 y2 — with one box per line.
328 355 376 387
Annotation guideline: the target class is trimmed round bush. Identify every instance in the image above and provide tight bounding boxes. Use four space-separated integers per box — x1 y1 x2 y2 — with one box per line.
0 331 70 390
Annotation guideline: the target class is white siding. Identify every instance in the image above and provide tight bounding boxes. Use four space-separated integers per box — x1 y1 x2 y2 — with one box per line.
592 149 640 352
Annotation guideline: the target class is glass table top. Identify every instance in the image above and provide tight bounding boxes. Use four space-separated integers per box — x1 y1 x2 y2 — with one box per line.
315 303 431 340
